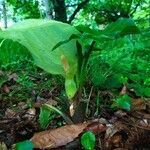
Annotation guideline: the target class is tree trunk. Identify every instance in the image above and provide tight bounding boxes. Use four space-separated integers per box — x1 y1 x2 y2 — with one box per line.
52 0 67 23
43 0 53 19
2 0 7 28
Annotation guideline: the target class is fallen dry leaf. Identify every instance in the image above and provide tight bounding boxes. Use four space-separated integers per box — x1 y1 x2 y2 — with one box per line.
23 108 36 121
69 103 75 117
0 142 7 150
131 98 146 111
46 99 58 106
120 85 127 95
3 85 10 93
111 134 122 145
31 122 89 149
114 110 127 118
5 108 16 118
18 102 28 110
34 99 57 108
85 122 107 134
105 124 118 139
8 73 18 82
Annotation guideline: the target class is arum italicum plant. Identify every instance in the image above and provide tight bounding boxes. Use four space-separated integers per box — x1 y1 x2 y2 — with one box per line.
0 18 140 102
0 18 142 127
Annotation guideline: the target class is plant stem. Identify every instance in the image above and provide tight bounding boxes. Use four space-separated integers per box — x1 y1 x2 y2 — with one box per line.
44 104 73 124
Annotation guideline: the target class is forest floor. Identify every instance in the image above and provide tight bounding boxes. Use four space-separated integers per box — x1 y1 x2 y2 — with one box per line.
0 62 150 150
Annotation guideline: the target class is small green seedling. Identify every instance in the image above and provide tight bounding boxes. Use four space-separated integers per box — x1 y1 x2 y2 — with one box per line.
111 94 131 111
15 140 33 150
81 131 96 150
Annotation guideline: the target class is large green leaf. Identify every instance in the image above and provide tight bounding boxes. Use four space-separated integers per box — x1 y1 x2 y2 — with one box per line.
0 19 79 77
76 18 140 42
103 18 140 37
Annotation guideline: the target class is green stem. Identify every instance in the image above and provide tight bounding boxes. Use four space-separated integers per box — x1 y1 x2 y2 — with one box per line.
80 41 96 86
44 104 73 125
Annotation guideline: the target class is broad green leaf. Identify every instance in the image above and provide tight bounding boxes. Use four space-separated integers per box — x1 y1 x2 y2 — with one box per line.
135 86 150 97
143 87 150 97
103 18 140 37
81 131 96 150
0 19 79 76
144 78 150 86
76 18 140 44
76 25 102 35
15 140 34 150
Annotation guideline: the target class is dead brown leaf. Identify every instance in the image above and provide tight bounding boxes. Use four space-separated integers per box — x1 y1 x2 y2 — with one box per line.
69 103 75 117
120 85 127 95
23 108 36 121
31 122 89 149
46 99 58 106
8 73 18 82
5 109 16 118
85 122 107 134
131 98 146 111
3 85 10 93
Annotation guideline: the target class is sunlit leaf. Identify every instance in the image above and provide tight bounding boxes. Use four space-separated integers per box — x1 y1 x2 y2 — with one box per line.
81 131 96 150
0 19 79 76
111 94 131 111
0 19 80 98
15 140 34 150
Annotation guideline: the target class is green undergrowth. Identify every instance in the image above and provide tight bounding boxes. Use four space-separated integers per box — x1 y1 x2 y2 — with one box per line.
0 58 64 107
0 39 31 67
89 28 150 97
0 19 149 129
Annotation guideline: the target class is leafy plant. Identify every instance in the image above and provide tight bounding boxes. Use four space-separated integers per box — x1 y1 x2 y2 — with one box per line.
89 27 150 98
53 18 140 96
39 106 55 129
43 104 73 124
0 18 141 101
0 39 31 67
81 131 96 150
0 19 79 99
111 94 131 111
7 0 40 20
15 140 33 150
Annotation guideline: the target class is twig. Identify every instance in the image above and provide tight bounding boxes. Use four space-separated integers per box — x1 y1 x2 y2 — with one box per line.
68 0 90 24
2 0 7 28
85 86 93 116
66 3 78 8
130 2 140 16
